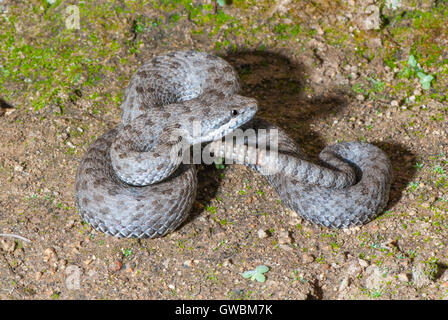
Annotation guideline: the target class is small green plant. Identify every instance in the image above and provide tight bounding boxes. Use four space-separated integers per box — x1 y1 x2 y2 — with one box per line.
405 55 434 90
241 265 269 282
121 248 133 258
370 290 383 298
422 257 439 280
414 162 424 170
433 165 446 176
214 158 226 170
407 181 419 192
206 206 217 214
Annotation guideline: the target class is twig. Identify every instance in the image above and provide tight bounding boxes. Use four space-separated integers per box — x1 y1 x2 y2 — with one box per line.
0 233 31 243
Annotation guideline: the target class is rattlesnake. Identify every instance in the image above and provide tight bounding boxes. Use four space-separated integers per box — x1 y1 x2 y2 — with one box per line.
74 50 392 238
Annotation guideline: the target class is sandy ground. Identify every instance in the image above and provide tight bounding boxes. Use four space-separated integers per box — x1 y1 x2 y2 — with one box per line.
0 0 447 299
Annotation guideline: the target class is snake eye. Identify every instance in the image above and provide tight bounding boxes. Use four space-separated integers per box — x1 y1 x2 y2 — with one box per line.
231 110 239 116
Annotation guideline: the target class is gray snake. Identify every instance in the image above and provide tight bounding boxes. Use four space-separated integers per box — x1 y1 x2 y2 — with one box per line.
74 50 392 238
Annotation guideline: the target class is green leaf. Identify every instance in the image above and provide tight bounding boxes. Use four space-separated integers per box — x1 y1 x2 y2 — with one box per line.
417 71 427 80
241 271 255 279
407 55 417 68
217 0 227 6
255 265 269 273
421 75 434 90
255 273 266 282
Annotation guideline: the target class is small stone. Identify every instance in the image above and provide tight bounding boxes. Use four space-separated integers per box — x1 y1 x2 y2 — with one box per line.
364 266 394 290
279 244 293 251
302 253 315 264
321 264 331 271
257 229 269 239
35 271 43 281
223 259 233 267
346 261 362 277
338 277 350 291
356 94 365 102
278 230 293 244
109 260 123 273
391 100 399 107
183 260 193 267
0 238 15 252
412 262 437 288
65 220 75 229
358 259 369 268
168 284 175 290
43 247 56 262
58 259 67 270
398 273 410 282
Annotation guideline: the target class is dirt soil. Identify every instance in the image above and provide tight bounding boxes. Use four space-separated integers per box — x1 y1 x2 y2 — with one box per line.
0 0 447 299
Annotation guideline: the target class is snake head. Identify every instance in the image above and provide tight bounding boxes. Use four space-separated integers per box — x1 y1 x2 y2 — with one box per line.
196 94 258 143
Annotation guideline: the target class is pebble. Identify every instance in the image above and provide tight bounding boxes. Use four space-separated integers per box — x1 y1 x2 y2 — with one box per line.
358 258 369 268
35 271 43 281
338 277 350 291
391 100 399 107
257 229 269 239
301 253 315 264
65 220 75 229
109 260 123 273
412 262 436 288
183 259 193 267
398 273 410 282
43 247 56 262
278 230 293 244
279 244 293 251
0 238 15 252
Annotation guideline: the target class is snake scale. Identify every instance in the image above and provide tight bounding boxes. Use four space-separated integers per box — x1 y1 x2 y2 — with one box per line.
74 50 392 238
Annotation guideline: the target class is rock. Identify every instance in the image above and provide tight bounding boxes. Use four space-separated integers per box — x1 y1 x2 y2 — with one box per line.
358 258 370 268
278 230 293 244
257 229 269 239
65 220 75 229
364 266 395 290
361 4 381 30
301 253 315 264
223 259 233 267
339 277 350 291
345 260 362 277
398 273 410 282
279 244 293 251
412 261 437 288
35 271 43 281
0 238 15 252
43 247 57 262
109 260 123 273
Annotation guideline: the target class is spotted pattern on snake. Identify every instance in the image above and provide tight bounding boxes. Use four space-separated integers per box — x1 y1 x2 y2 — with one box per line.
74 50 392 238
209 117 392 228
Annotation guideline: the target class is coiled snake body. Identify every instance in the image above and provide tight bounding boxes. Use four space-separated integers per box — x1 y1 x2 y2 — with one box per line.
74 50 392 238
